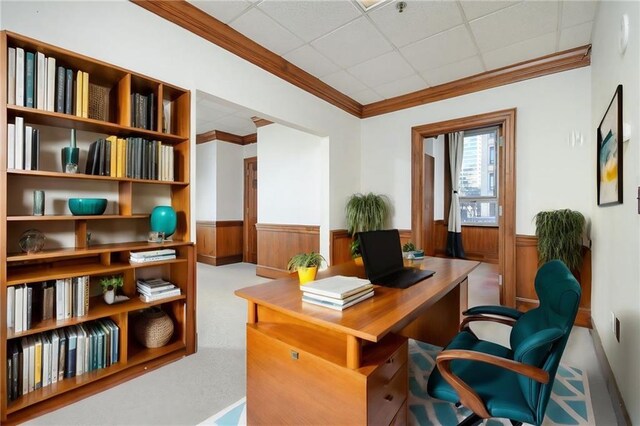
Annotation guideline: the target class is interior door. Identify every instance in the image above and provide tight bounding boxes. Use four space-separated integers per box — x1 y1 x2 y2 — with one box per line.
244 157 258 264
424 154 435 256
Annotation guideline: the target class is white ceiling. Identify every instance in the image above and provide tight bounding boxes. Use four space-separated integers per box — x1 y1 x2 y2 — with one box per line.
196 91 258 135
191 0 598 134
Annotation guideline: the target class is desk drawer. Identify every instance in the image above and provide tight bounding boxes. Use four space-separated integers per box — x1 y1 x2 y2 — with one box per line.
390 400 407 426
368 364 407 425
372 340 407 383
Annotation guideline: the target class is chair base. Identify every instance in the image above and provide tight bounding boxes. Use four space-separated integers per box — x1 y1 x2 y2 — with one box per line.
457 413 524 426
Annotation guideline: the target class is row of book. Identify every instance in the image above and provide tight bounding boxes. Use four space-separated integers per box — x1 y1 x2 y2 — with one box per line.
6 319 120 402
131 92 156 131
7 117 40 170
301 276 374 311
85 136 175 181
137 278 181 303
7 47 89 118
130 249 177 264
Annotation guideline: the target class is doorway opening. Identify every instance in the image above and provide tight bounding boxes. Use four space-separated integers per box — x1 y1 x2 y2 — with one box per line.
411 109 516 307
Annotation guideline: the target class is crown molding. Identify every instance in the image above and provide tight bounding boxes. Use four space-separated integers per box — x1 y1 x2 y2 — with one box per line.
131 0 362 117
196 130 257 145
361 45 591 118
251 117 274 128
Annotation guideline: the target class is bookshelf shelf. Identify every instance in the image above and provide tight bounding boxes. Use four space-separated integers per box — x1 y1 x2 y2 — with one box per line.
7 169 189 185
1 31 195 423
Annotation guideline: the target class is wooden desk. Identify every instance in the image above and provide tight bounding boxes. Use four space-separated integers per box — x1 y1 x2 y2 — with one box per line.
235 257 479 425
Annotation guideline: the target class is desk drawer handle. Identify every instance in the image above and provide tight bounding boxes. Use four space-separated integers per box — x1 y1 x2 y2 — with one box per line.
384 394 394 402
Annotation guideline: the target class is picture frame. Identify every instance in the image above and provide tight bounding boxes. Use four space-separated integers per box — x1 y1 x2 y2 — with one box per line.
597 84 623 206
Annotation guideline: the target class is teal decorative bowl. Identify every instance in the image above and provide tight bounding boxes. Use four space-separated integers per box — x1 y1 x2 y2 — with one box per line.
68 198 108 215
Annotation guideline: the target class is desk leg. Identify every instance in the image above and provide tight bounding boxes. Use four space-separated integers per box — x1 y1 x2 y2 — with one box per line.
346 335 361 369
248 301 257 324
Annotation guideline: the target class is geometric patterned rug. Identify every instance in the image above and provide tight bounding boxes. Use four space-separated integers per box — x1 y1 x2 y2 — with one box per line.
201 340 594 426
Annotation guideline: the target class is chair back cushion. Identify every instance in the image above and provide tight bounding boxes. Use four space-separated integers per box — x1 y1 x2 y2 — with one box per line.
509 260 581 421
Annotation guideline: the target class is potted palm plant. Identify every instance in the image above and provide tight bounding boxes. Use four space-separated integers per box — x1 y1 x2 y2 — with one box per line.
287 252 326 285
100 275 124 304
346 192 390 264
534 209 586 272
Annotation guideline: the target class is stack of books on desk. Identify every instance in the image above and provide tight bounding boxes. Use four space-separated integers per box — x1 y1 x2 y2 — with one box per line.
301 276 374 311
129 249 176 264
137 278 181 303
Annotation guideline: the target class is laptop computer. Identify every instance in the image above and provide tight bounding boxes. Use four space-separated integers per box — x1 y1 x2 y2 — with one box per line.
358 229 435 289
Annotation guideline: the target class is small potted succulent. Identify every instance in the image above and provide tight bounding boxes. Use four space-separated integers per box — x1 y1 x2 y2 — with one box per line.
402 241 424 260
287 252 326 285
100 275 124 304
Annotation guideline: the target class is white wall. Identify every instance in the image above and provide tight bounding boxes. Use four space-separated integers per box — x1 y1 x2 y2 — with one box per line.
216 142 244 221
590 2 640 423
244 143 257 158
361 68 592 235
195 142 217 221
257 123 323 226
0 0 361 243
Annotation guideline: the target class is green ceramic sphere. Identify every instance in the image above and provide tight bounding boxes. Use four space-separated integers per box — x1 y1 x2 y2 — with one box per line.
150 206 177 238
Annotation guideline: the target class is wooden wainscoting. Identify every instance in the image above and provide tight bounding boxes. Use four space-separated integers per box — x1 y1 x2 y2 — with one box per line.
515 235 592 327
330 229 412 266
433 221 499 264
256 224 320 278
196 221 244 266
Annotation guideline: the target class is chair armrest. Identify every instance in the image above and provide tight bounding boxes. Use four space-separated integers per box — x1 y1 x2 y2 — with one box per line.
463 305 524 320
460 314 517 332
436 349 550 419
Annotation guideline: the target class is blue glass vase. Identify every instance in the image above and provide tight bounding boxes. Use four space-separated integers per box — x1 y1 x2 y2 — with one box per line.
150 206 177 239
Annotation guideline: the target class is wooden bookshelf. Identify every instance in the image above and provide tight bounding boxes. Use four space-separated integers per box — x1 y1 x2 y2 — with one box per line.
1 31 195 424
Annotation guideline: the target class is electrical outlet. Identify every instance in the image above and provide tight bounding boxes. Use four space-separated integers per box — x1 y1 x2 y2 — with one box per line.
615 317 621 342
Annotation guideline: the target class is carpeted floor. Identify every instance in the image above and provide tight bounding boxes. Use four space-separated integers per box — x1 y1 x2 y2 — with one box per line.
202 339 594 426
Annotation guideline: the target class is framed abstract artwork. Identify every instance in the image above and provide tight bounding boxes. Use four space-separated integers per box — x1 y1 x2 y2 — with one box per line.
597 84 623 206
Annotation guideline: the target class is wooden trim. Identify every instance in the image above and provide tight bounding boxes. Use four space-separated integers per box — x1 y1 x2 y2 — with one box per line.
252 117 273 127
243 133 257 144
412 109 516 307
196 221 243 266
256 265 292 279
362 45 591 118
197 253 243 266
330 229 352 266
196 129 217 144
590 322 633 426
196 130 256 145
255 223 320 234
214 130 244 145
132 0 361 117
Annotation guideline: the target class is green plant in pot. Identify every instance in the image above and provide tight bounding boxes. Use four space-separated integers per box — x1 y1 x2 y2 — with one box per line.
287 252 326 285
534 209 586 272
100 275 124 305
346 192 390 264
402 241 424 259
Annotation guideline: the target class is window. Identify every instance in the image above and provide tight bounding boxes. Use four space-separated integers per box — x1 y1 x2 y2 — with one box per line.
458 127 498 226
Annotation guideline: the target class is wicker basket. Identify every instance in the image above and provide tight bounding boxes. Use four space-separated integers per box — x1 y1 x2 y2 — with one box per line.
133 308 174 348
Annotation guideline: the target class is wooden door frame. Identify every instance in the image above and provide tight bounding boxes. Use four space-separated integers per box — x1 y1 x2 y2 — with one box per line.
244 156 257 263
411 108 516 307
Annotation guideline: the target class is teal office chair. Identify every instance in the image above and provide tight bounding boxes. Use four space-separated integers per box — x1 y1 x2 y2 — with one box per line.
427 260 581 426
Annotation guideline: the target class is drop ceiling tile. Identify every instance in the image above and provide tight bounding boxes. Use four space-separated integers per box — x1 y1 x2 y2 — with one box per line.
373 74 428 99
459 1 520 21
188 0 253 24
482 32 556 70
368 0 463 48
561 1 598 29
400 25 477 72
351 89 384 104
470 1 558 52
347 51 415 88
284 45 340 78
229 7 304 55
321 70 368 96
559 21 593 51
311 17 394 68
258 0 362 43
421 56 484 86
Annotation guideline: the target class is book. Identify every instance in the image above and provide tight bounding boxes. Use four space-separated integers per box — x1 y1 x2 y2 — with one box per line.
301 275 372 300
58 331 66 382
46 56 56 111
42 333 51 387
55 66 66 113
8 47 16 105
65 68 73 114
15 116 24 170
65 327 77 378
15 47 25 107
75 70 82 117
15 285 24 333
129 254 176 263
105 136 112 176
32 128 40 170
302 287 373 306
64 278 72 319
107 135 117 177
137 284 177 296
36 52 45 110
33 335 42 389
7 123 15 169
24 125 32 171
7 286 15 330
25 51 35 108
302 290 374 311
82 71 89 118
130 249 176 258
26 286 33 330
139 289 181 303
51 330 59 384
85 140 97 175
55 279 65 320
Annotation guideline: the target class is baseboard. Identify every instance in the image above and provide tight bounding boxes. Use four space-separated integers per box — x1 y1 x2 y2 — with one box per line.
256 265 290 279
590 321 632 426
197 254 242 266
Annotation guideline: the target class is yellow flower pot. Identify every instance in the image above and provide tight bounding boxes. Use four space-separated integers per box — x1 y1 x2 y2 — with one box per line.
353 256 363 266
297 266 318 285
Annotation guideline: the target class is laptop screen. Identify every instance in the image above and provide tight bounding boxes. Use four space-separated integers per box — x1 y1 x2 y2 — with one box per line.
358 230 404 281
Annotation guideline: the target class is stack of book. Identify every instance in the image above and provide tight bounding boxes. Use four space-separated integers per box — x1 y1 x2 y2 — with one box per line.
301 276 374 311
137 278 181 303
7 117 40 171
129 249 176 264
